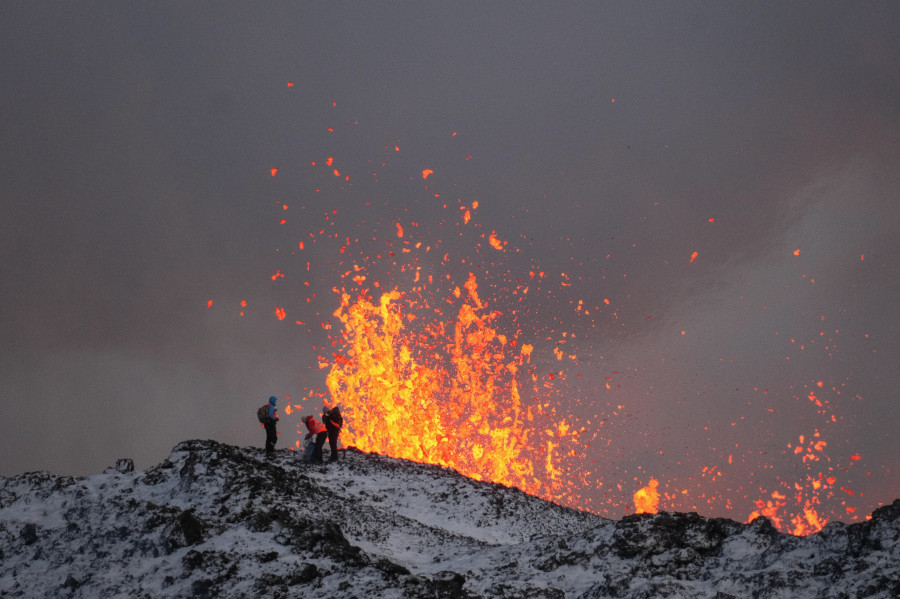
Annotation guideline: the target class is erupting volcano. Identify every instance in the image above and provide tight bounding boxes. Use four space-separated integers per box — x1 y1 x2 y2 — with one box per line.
220 113 882 538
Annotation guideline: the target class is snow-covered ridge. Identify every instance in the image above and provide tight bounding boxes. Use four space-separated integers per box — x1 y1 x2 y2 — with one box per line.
1 439 898 598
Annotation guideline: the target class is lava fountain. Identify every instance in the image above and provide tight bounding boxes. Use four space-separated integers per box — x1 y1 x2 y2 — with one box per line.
223 102 880 535
324 272 573 502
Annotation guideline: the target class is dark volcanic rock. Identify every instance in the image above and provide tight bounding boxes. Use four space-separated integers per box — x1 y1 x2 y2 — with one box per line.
0 439 897 599
163 509 206 554
20 522 38 545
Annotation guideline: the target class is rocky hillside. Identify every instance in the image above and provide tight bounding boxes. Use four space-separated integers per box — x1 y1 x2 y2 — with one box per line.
1 440 898 598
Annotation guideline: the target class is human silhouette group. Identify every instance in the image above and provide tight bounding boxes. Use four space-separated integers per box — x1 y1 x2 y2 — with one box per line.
258 396 343 464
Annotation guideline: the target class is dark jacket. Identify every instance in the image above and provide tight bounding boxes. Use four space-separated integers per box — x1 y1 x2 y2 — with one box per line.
323 407 343 431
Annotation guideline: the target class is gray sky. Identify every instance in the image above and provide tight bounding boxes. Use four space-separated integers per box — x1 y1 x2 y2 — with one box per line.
2 2 898 529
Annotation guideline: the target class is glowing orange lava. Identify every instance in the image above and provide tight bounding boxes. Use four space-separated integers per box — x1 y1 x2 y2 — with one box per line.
282 193 863 536
324 274 573 501
249 125 871 538
634 478 660 514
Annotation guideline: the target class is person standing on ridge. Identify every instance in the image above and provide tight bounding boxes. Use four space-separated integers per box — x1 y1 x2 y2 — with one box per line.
322 405 343 462
264 396 279 460
303 414 328 464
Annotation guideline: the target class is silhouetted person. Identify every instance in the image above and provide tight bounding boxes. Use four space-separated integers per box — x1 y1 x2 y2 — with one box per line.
303 415 327 464
264 396 279 459
322 405 343 462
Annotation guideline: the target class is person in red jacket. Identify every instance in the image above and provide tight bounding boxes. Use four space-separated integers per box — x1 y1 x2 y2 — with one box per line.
303 415 328 464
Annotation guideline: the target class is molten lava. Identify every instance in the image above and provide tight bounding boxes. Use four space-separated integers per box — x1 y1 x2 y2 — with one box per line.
634 478 660 514
324 274 572 501
237 113 876 537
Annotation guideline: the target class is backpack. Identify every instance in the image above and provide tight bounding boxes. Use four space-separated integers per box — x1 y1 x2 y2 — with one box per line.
257 404 271 424
323 408 342 429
